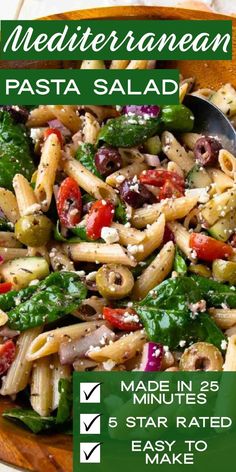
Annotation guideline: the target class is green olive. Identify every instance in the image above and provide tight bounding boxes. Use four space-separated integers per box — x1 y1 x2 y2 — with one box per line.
188 264 212 278
179 342 223 371
212 259 236 285
96 264 134 299
15 214 53 247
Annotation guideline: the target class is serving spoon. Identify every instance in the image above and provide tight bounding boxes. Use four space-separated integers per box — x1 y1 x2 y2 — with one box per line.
184 94 236 155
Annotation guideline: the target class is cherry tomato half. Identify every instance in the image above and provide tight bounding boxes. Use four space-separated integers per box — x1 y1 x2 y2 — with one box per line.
103 307 142 331
44 128 63 147
0 282 12 294
86 200 115 240
189 233 233 262
0 340 16 376
140 169 185 189
57 177 82 229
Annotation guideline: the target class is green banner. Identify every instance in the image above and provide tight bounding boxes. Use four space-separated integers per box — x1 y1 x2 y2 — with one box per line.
0 20 232 60
0 68 179 105
74 372 236 472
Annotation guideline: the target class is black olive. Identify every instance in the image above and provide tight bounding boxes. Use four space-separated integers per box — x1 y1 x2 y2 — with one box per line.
194 136 222 166
119 179 156 208
95 146 122 177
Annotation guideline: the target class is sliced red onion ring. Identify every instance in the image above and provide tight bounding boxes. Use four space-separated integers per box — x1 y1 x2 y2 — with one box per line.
0 255 4 265
143 154 161 167
59 324 115 365
139 342 163 371
48 119 71 137
122 105 160 118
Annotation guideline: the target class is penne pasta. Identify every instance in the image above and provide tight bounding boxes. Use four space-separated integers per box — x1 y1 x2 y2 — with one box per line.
161 131 195 173
181 132 201 150
224 335 236 371
0 188 20 224
26 321 106 361
27 105 55 127
207 168 234 193
218 149 236 179
167 221 197 262
63 158 118 204
88 330 147 363
0 327 42 396
0 309 8 327
111 222 145 246
110 60 129 69
83 112 100 144
135 213 165 261
51 354 71 411
35 133 61 212
106 162 147 187
209 309 236 329
0 247 28 261
132 195 198 228
48 105 81 134
0 232 22 248
30 356 53 416
13 174 40 216
132 241 175 300
64 242 136 267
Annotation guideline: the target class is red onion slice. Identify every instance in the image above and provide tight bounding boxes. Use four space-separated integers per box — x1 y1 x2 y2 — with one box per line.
48 119 71 137
122 105 160 118
139 342 164 371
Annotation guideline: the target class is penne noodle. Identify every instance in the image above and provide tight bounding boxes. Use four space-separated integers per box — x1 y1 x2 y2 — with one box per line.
167 161 184 177
208 168 234 193
81 60 105 69
27 106 55 127
51 354 71 411
48 105 81 134
168 221 197 262
161 131 195 173
0 247 28 261
64 242 136 267
13 174 40 216
88 330 147 363
135 213 165 261
224 335 236 371
30 356 53 417
0 327 42 396
63 158 118 204
110 60 129 69
200 188 236 226
106 162 147 187
26 321 106 361
83 112 100 144
179 83 188 103
126 60 148 69
0 188 20 224
132 195 198 228
111 222 145 246
0 232 22 248
218 149 236 179
35 133 61 212
0 309 8 327
132 241 175 300
27 245 50 264
209 309 236 329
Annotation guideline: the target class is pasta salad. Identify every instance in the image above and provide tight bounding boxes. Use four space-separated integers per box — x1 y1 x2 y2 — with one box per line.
0 69 236 432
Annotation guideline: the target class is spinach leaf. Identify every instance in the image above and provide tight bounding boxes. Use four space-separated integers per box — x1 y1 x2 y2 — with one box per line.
98 114 161 148
174 248 187 275
56 378 73 425
115 200 128 224
2 409 55 434
134 276 225 349
76 143 102 178
7 271 87 331
0 110 35 189
191 275 236 308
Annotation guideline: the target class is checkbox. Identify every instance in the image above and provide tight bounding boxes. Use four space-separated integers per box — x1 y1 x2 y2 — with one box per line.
80 442 102 463
80 382 101 403
80 413 101 435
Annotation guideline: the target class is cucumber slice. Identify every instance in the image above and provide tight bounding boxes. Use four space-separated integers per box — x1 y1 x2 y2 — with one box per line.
0 257 50 290
208 210 236 242
187 165 212 189
200 189 236 226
